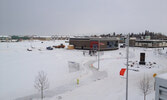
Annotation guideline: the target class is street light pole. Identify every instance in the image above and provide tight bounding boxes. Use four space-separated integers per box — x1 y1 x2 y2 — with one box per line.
126 34 129 100
98 38 100 70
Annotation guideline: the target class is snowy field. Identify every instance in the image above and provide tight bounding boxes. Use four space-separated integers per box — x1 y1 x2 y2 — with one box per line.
1 40 167 100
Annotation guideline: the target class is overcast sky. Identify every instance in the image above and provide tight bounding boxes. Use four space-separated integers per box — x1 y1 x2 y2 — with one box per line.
0 0 167 36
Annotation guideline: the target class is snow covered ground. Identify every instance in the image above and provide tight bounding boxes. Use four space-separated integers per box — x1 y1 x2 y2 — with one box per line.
1 40 167 100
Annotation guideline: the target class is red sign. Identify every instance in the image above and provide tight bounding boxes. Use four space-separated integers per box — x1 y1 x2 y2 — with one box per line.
90 41 105 50
120 68 126 76
90 41 98 49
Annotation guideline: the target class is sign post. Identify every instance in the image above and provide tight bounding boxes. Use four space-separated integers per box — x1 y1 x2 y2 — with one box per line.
153 73 157 90
98 39 100 70
97 38 105 70
126 34 129 100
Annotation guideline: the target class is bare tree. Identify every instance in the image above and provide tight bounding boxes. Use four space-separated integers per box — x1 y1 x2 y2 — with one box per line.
34 71 49 100
139 76 152 100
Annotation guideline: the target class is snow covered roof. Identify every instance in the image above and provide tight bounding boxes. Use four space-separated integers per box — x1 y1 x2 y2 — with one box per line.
32 36 52 38
157 73 167 80
0 35 11 38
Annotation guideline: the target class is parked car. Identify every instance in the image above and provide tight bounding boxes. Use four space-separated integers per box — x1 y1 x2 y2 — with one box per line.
46 46 53 50
27 48 32 51
120 44 125 48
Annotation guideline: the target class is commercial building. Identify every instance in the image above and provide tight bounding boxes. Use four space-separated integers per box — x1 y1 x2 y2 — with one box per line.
135 40 167 48
129 37 136 47
69 37 119 51
0 36 11 42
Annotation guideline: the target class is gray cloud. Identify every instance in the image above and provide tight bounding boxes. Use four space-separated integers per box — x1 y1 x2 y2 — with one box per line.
0 0 167 35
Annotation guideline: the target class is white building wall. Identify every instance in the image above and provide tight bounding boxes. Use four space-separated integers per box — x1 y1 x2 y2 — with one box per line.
162 42 165 46
155 76 167 100
159 43 162 47
135 42 138 46
139 43 142 46
165 42 167 46
148 43 152 47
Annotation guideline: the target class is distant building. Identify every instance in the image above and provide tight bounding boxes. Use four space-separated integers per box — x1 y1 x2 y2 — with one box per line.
129 37 136 47
129 37 167 48
32 35 69 40
32 36 52 41
155 73 167 100
69 37 119 51
145 36 151 40
117 36 126 43
0 36 11 42
135 40 167 48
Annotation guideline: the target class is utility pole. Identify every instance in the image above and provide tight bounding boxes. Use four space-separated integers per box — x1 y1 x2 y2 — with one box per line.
98 38 100 70
126 34 129 100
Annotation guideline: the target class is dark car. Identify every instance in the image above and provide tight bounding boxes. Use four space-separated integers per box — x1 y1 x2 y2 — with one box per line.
46 46 53 50
120 44 125 48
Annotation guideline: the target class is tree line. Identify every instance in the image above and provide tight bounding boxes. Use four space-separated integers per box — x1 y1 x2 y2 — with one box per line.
95 30 167 40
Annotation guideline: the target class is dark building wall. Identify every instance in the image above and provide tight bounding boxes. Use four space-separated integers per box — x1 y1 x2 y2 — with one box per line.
100 40 118 50
69 39 90 49
129 40 136 47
